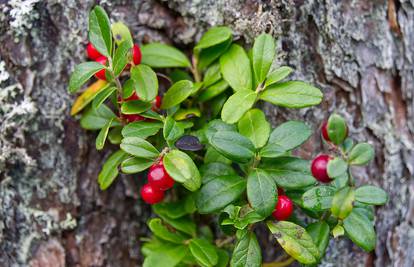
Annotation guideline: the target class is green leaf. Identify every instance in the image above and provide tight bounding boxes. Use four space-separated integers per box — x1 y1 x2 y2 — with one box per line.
327 114 347 145
216 249 230 267
120 137 159 159
164 150 201 192
200 162 236 184
196 175 246 213
332 224 345 238
198 80 229 102
265 66 294 87
163 116 185 142
203 63 222 88
161 80 194 109
302 186 336 211
204 147 232 165
96 118 113 150
220 44 252 91
121 157 153 174
348 143 375 165
156 214 196 237
205 119 236 140
355 185 388 205
98 150 128 190
331 186 355 219
131 65 158 102
88 6 112 57
68 62 105 93
230 231 261 267
259 81 323 108
247 169 277 217
92 86 117 110
141 43 191 68
153 195 196 219
113 41 133 76
252 33 275 84
198 39 232 71
209 131 255 163
121 100 152 114
327 157 348 178
238 109 270 149
174 108 201 120
306 222 330 259
195 26 232 51
121 121 163 138
221 90 257 124
260 121 311 158
148 218 188 244
189 238 218 267
108 126 122 144
111 21 133 46
143 243 188 267
267 221 320 265
261 157 316 189
343 210 376 251
80 104 119 130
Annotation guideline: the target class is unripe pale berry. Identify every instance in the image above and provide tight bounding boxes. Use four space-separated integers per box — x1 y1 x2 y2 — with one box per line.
95 56 107 80
132 44 142 65
311 154 333 183
140 183 164 204
321 121 349 143
272 195 293 221
86 42 102 60
148 160 174 191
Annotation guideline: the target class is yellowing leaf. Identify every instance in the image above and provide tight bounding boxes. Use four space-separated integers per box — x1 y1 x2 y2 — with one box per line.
70 80 108 115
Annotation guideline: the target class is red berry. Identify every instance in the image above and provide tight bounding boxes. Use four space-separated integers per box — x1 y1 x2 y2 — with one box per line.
86 42 102 60
148 161 174 191
272 195 293 221
140 183 164 204
321 121 330 142
95 56 107 80
277 187 285 196
152 95 162 111
311 154 333 183
132 44 142 65
125 91 140 101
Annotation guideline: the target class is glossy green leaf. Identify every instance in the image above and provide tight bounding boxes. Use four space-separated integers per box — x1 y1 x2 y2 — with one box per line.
111 21 133 46
259 81 323 108
238 108 270 148
198 80 229 102
332 224 345 238
195 26 232 51
221 90 257 124
148 218 188 244
247 169 277 217
216 249 230 267
113 41 133 76
209 131 255 163
355 185 388 205
121 100 152 114
230 231 261 267
302 186 335 211
200 162 236 184
252 33 275 84
220 44 252 91
161 80 194 109
174 108 201 120
163 116 185 142
96 118 113 150
68 62 105 93
98 150 128 190
203 63 222 88
88 6 112 57
260 121 311 157
141 43 191 68
121 121 163 138
108 126 122 144
92 86 117 110
265 66 294 87
189 238 218 267
164 150 201 192
267 221 320 265
261 157 316 189
121 157 153 174
156 214 196 237
331 186 355 219
131 64 158 102
327 114 347 145
120 137 159 159
153 195 196 219
327 157 348 178
196 175 246 213
306 221 330 259
80 104 119 130
343 210 376 251
203 147 232 165
143 243 188 267
198 39 232 70
348 143 375 166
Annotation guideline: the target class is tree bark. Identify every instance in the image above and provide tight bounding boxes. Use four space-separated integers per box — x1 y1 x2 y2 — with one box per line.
0 0 413 266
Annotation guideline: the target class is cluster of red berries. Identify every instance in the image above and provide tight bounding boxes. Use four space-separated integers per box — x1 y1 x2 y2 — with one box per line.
140 159 175 204
86 42 162 123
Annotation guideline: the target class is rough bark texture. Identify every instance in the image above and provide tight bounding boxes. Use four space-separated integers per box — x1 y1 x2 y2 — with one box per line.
0 0 413 266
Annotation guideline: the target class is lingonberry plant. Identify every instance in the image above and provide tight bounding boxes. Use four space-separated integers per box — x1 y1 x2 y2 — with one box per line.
68 6 388 266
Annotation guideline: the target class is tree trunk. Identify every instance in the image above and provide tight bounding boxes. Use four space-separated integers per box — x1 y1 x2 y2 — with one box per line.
0 0 412 266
